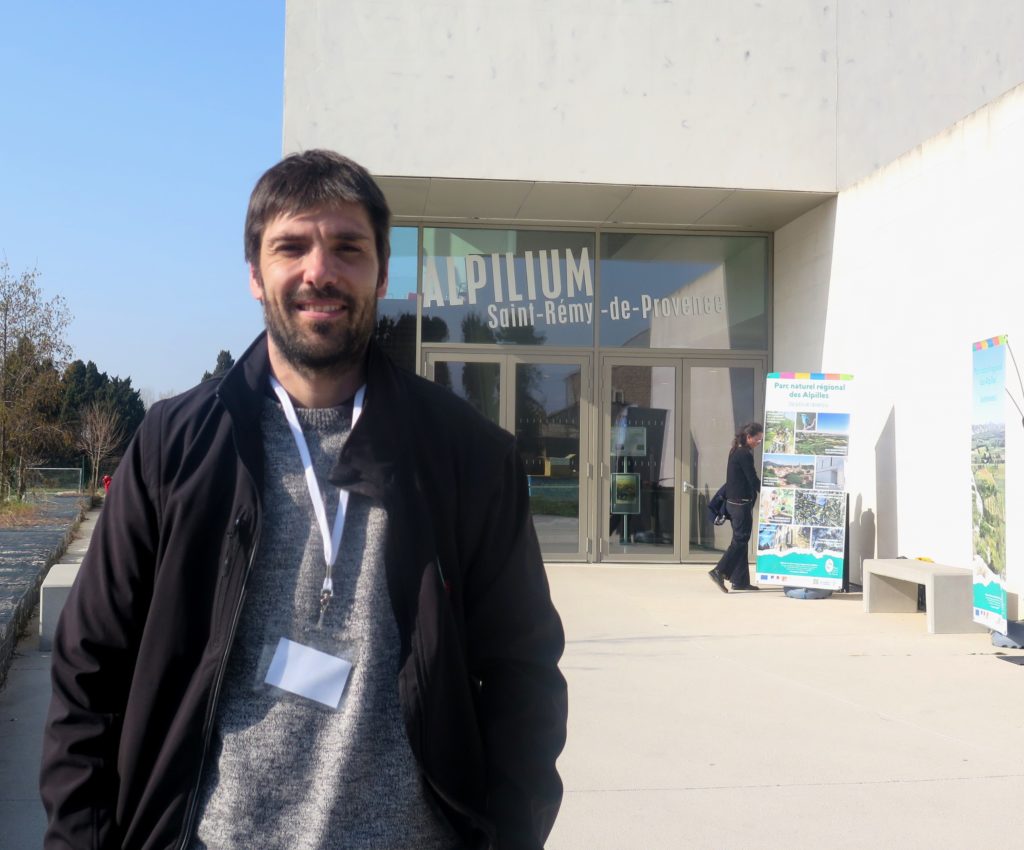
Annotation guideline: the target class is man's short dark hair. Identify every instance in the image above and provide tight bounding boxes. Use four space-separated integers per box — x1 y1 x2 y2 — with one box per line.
244 150 391 282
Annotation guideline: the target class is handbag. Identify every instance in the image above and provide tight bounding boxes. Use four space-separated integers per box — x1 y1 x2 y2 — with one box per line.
707 484 728 526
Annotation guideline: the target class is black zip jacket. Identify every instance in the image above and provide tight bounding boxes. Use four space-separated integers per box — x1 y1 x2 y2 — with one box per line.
41 334 568 850
725 445 760 502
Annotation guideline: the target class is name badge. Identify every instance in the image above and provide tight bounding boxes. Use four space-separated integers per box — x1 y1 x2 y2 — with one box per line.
264 637 353 709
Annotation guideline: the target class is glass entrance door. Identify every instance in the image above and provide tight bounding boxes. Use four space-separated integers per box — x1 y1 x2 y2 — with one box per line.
598 356 764 563
682 358 765 563
426 351 762 563
424 353 504 426
512 356 589 558
600 357 680 561
424 352 591 560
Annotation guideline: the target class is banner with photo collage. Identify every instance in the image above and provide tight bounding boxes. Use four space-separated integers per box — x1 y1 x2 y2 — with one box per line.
756 373 853 589
971 336 1008 634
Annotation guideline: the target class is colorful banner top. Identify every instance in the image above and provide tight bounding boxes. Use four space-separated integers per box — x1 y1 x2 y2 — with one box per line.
767 373 854 380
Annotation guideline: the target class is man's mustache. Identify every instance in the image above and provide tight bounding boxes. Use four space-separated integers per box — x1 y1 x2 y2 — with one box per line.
283 286 356 309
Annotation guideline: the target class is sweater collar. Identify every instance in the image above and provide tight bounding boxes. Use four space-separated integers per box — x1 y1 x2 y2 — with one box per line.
218 332 406 503
327 338 406 501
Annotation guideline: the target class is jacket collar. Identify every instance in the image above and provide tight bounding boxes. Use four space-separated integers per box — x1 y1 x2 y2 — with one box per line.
329 338 407 502
216 333 272 488
218 332 272 411
218 332 407 504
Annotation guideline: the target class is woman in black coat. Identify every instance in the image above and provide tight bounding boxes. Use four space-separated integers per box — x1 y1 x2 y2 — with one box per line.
709 422 764 592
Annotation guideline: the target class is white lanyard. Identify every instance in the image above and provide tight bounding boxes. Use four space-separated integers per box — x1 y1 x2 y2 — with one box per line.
270 376 365 623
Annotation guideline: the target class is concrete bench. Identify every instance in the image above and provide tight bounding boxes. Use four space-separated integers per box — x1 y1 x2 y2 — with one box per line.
39 562 80 651
863 559 986 635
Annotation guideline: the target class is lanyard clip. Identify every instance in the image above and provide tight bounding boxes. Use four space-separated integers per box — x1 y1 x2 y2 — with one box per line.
318 577 334 628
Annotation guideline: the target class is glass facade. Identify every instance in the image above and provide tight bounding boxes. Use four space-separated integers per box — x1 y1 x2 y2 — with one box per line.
517 361 584 554
432 359 501 424
607 364 676 555
687 364 758 555
376 226 419 371
383 227 768 356
380 225 769 563
420 228 596 347
600 233 769 350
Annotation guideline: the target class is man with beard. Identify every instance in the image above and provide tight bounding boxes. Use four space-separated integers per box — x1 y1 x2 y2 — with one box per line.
41 151 568 850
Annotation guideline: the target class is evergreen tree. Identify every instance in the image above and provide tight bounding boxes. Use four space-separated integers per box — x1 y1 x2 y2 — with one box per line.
201 350 235 382
56 360 146 473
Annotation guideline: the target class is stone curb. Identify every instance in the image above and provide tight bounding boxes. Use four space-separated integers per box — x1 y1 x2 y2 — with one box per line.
0 500 87 690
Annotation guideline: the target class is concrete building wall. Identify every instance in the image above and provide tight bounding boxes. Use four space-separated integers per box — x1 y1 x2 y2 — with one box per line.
775 82 1024 586
836 1 1024 186
284 0 837 190
284 0 1024 579
284 0 1024 193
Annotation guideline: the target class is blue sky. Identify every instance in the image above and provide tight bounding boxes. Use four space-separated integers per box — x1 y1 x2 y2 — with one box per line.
815 412 850 434
972 343 1006 423
1 3 284 400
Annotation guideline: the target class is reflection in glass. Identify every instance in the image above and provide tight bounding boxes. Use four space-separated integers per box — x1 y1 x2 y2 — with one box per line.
688 366 756 554
376 227 420 370
600 233 768 351
432 361 500 425
422 228 596 347
517 363 582 554
607 365 675 555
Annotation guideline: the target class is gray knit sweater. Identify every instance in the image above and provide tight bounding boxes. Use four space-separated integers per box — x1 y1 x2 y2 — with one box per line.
191 398 459 849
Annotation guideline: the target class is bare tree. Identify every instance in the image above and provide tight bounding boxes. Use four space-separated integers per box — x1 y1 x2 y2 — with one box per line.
77 402 124 495
6 339 68 498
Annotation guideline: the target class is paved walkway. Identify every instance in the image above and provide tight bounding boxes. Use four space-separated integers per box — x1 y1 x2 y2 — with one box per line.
546 565 1024 849
0 495 84 687
3 525 1024 848
0 499 93 848
0 608 52 845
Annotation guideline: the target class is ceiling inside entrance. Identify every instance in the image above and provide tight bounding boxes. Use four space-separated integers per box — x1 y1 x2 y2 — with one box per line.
379 177 834 232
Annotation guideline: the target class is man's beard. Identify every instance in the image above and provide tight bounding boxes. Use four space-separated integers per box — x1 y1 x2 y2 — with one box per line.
261 282 379 378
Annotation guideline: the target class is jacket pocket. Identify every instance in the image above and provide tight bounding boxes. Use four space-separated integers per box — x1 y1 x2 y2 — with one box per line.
211 510 249 630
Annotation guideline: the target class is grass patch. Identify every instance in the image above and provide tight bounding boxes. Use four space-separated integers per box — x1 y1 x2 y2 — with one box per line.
0 499 42 528
529 496 579 518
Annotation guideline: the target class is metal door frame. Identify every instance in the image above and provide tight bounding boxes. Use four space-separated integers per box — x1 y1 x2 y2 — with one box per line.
423 348 593 561
598 354 683 563
423 350 507 424
679 355 767 563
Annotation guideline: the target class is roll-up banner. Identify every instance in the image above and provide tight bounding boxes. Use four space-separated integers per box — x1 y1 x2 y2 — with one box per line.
971 336 1008 634
756 373 853 590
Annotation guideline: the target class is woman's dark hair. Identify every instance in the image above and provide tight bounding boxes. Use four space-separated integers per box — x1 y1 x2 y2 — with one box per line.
729 421 764 455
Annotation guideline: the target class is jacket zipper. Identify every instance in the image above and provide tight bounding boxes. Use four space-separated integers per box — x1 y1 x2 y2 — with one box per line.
175 510 261 849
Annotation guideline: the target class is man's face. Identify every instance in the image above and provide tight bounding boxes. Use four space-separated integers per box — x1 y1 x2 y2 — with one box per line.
250 203 387 377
